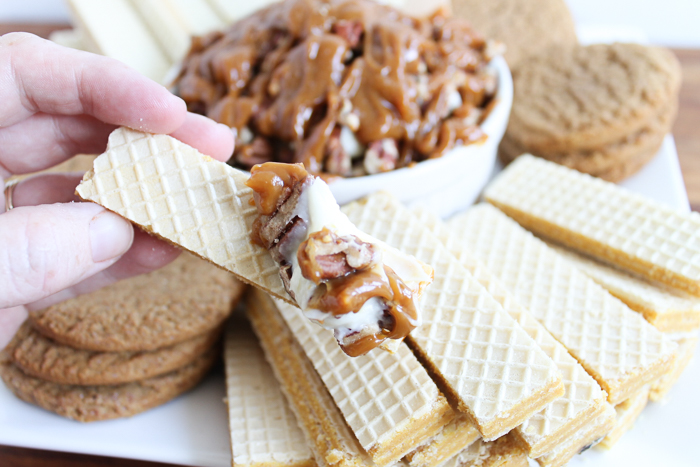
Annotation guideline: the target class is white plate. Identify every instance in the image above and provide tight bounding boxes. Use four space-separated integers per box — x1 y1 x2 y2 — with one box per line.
0 136 697 467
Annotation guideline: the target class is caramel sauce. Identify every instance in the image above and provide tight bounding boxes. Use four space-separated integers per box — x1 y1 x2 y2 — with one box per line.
174 0 493 174
308 264 418 356
246 162 309 215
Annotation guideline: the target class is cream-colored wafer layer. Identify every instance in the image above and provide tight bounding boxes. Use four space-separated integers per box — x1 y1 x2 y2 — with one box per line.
245 290 376 467
342 194 563 441
447 204 677 405
650 335 698 401
127 0 206 63
66 0 171 82
405 415 480 467
76 127 289 302
204 0 451 23
410 207 610 458
205 0 278 22
262 293 454 466
48 28 91 52
484 154 700 297
598 387 650 450
440 436 528 467
224 319 314 467
547 242 700 333
535 403 616 467
439 435 528 467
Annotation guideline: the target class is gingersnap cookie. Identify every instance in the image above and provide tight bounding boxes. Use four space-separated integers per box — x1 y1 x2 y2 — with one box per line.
0 346 218 422
499 99 677 182
451 0 577 68
29 253 245 352
5 321 222 386
505 43 681 155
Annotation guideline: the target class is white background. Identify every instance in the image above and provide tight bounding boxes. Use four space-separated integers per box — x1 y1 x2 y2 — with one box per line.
1 0 700 47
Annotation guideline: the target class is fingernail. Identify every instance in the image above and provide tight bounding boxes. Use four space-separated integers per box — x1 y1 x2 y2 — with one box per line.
89 210 134 263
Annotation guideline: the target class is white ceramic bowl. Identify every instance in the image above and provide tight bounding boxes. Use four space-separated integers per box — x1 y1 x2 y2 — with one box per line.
329 56 513 218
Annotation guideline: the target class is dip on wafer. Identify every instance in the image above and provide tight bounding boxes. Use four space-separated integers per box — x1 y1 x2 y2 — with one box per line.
246 162 433 356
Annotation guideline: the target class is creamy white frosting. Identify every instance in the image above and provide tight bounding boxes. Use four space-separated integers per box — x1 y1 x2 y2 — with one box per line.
285 178 430 336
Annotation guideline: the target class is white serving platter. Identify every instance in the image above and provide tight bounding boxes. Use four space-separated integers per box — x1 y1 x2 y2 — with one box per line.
1 135 697 467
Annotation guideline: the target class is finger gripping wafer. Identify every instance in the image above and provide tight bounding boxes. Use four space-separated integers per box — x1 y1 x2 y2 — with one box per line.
77 127 290 301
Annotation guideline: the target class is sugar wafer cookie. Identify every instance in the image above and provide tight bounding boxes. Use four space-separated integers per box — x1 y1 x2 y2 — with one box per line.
546 242 700 333
66 0 171 82
535 403 616 467
405 415 480 467
224 318 314 467
342 193 563 440
447 204 677 405
440 435 528 467
484 154 700 297
410 207 610 458
598 387 650 450
245 291 381 467
650 335 698 401
76 127 290 303
249 289 454 466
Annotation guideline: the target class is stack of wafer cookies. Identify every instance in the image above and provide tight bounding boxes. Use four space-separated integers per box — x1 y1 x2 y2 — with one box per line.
1 253 244 422
500 43 681 181
71 129 699 464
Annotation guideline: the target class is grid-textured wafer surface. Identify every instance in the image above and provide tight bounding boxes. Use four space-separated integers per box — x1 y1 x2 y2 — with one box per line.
410 207 607 457
484 154 700 296
224 320 313 467
76 127 288 301
246 290 375 467
448 204 677 405
547 243 700 333
272 298 451 462
342 194 562 440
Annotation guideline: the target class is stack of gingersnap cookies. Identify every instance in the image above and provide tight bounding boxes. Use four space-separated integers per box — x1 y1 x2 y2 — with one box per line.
500 43 682 181
0 253 245 422
453 0 682 182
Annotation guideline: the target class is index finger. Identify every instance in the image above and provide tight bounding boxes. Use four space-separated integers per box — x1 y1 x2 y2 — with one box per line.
0 32 187 133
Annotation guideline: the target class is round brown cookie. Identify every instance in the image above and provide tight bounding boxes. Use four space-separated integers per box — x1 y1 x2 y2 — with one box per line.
6 321 222 385
451 0 578 69
29 253 245 352
0 346 218 422
506 43 681 154
499 100 677 182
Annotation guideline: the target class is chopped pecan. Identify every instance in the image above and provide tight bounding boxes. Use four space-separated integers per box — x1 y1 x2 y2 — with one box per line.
364 139 399 174
333 20 363 49
298 228 376 283
325 127 352 176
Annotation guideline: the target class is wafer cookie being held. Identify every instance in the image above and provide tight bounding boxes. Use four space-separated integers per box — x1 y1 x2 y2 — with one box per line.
484 154 700 297
76 127 433 357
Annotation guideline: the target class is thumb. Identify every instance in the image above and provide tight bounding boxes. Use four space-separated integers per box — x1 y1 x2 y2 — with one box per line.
0 202 133 309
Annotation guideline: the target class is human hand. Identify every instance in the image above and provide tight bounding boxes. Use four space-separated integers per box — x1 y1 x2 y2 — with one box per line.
0 33 235 348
